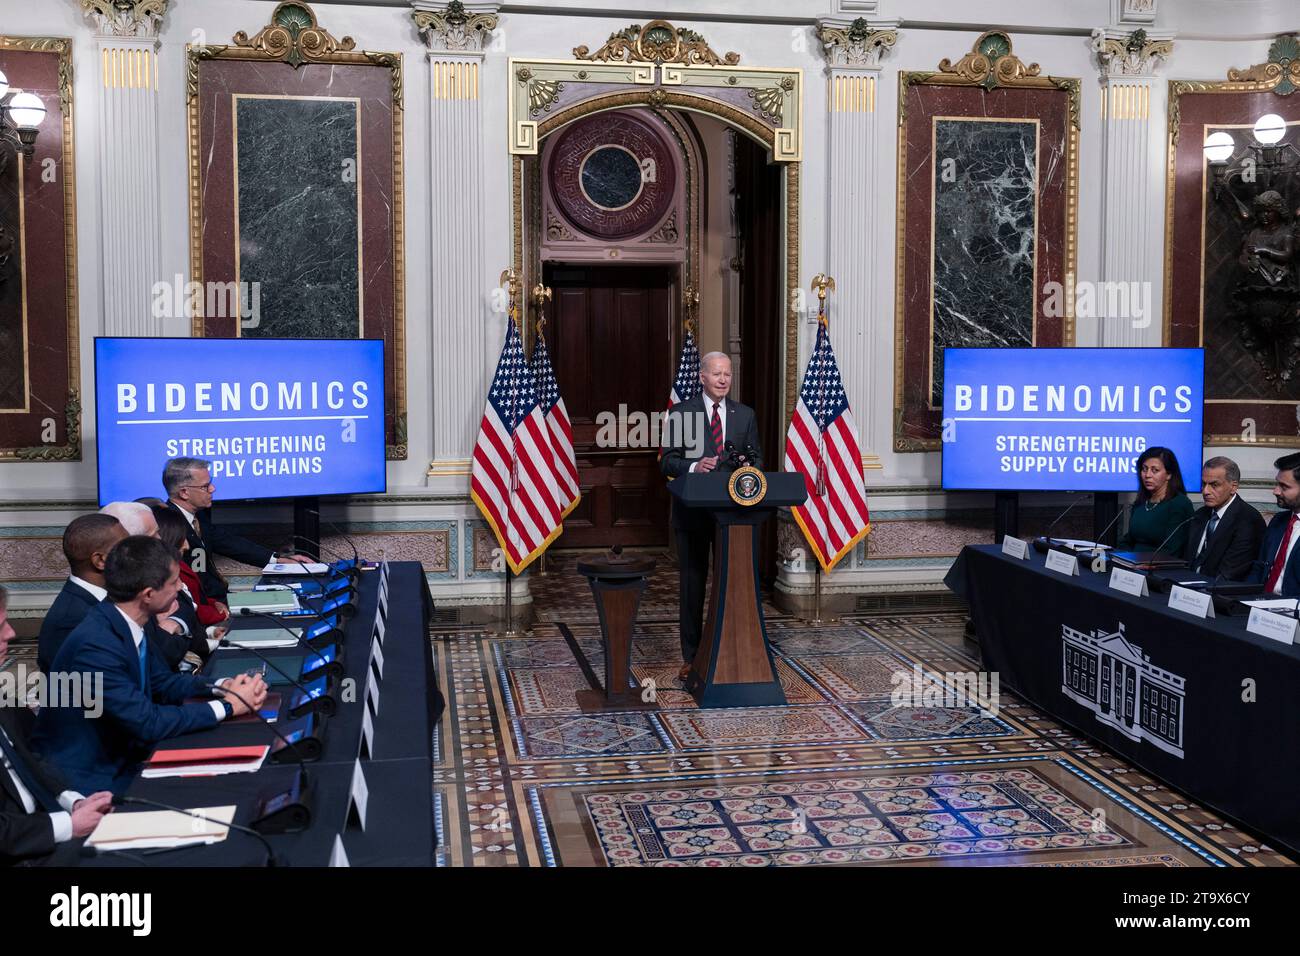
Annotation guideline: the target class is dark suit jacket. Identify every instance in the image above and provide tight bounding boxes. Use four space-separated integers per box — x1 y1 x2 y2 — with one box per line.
1248 509 1300 596
167 500 274 600
1182 495 1266 581
0 705 73 866
37 578 100 673
660 394 764 529
34 601 221 795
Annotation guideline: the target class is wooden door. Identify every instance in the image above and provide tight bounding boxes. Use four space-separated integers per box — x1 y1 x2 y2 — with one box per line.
547 263 677 548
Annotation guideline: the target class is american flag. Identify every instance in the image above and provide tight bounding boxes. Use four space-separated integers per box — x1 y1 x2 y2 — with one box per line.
471 314 564 574
530 328 580 517
669 328 702 406
784 318 871 572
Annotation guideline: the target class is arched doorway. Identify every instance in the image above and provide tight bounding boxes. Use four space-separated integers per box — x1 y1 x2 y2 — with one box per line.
507 22 802 557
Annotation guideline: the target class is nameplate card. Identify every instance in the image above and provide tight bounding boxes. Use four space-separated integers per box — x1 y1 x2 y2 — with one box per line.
378 584 389 619
366 671 381 717
374 614 386 646
329 834 350 868
360 702 375 759
1045 549 1079 576
370 637 386 679
1168 584 1215 619
348 760 369 831
1001 536 1030 560
1247 607 1298 645
1108 567 1149 597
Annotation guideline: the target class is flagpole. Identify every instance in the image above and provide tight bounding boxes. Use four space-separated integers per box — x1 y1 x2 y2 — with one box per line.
532 282 554 579
807 274 836 626
500 268 522 638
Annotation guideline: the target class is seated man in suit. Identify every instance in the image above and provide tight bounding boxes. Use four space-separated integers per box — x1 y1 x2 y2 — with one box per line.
0 585 113 866
34 536 268 795
1183 456 1265 581
1249 452 1300 596
162 456 311 602
37 514 127 673
660 352 763 682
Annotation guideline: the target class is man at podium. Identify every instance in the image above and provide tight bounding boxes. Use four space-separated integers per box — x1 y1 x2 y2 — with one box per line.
660 352 763 682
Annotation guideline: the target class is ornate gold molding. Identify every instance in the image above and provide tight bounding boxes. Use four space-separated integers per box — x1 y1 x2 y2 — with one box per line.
574 20 739 67
1227 33 1300 95
938 31 1039 90
184 6 407 459
0 36 80 462
81 0 169 38
1091 28 1173 77
232 1 355 69
412 1 498 53
817 18 898 69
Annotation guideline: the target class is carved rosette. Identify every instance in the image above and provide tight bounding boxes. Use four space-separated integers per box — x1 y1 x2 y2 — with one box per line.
80 0 169 38
1228 34 1300 96
412 1 498 53
937 31 1040 91
573 20 739 66
1091 28 1173 77
232 1 356 69
817 18 898 68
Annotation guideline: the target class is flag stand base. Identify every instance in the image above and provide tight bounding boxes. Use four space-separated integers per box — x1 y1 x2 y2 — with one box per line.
802 565 838 625
498 569 522 637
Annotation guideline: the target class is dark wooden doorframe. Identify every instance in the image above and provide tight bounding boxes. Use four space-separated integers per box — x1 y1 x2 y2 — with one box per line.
735 138 784 586
546 262 679 549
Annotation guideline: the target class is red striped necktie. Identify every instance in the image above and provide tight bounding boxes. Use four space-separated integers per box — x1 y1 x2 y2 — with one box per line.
1265 512 1298 593
710 401 724 457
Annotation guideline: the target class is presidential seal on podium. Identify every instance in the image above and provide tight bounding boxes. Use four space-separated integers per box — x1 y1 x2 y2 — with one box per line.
728 465 767 506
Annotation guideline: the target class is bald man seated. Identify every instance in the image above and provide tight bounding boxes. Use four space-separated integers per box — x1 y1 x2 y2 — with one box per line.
37 514 128 673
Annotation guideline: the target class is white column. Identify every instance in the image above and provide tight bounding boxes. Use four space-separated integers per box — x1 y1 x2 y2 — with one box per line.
412 3 498 472
1092 28 1174 347
817 19 898 463
93 33 164 336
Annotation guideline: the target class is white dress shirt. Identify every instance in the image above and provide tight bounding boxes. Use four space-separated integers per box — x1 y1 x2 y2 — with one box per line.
68 575 107 602
0 723 81 843
115 606 227 720
689 396 727 473
1193 494 1236 560
1271 511 1300 595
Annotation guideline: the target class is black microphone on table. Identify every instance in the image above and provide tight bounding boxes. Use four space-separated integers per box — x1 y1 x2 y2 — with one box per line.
301 508 362 571
1033 493 1087 552
111 794 279 867
1152 514 1197 562
292 534 361 583
225 610 338 717
203 679 315 833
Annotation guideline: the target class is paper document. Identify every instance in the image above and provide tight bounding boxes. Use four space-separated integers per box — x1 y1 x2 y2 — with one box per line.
87 805 236 851
263 561 330 575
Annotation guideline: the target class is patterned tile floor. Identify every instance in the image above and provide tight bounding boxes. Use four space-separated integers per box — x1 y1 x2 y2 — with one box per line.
432 553 1298 868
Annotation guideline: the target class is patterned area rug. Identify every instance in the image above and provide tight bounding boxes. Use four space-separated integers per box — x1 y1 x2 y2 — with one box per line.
430 554 1298 868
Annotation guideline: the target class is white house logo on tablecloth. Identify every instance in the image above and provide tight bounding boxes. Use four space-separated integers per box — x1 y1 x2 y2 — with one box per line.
1060 622 1186 759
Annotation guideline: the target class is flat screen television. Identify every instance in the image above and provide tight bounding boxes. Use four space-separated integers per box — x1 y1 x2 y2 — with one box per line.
940 347 1205 493
94 337 387 505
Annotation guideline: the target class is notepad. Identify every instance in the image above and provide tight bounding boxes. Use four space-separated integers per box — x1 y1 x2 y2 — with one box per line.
221 630 300 649
263 561 330 576
141 744 269 778
227 590 300 613
87 806 236 851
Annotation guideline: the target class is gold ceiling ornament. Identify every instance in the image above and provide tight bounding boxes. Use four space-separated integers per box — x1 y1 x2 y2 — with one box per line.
937 30 1040 91
80 0 169 38
232 1 355 69
412 1 498 53
573 20 740 67
1227 33 1300 95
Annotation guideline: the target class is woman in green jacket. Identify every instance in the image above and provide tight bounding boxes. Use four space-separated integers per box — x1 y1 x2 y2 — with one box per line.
1118 446 1195 555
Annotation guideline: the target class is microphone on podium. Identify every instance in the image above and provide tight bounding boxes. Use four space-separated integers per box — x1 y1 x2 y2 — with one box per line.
1032 494 1086 553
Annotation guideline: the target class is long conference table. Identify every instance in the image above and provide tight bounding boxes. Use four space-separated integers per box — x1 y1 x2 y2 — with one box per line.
87 560 439 867
946 544 1300 859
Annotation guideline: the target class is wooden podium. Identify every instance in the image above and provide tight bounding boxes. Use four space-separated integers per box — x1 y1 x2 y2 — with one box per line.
668 470 806 708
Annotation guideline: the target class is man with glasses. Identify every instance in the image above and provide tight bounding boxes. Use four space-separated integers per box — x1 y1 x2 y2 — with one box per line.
162 457 309 601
